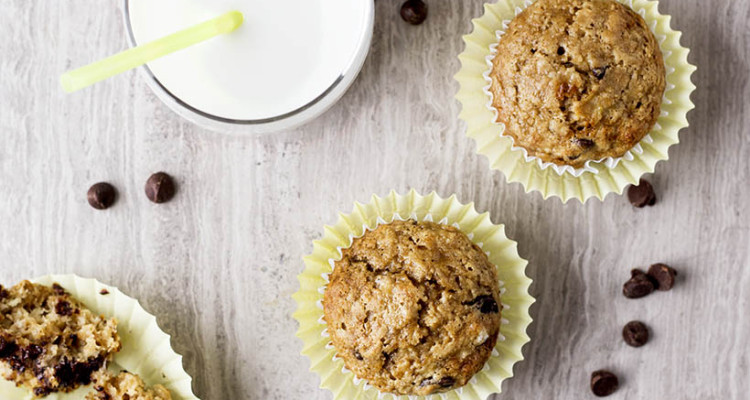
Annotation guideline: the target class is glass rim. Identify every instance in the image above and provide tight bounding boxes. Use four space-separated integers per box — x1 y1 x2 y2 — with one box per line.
122 0 375 135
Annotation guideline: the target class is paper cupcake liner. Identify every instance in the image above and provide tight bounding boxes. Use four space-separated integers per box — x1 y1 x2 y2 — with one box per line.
293 190 534 400
456 0 696 202
0 275 199 400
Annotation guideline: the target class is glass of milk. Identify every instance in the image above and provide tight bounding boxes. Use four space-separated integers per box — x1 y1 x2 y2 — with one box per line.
123 0 374 134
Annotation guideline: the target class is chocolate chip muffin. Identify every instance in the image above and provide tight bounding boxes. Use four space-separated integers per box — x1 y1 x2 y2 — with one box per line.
86 370 172 400
488 0 666 167
323 220 502 396
0 281 121 397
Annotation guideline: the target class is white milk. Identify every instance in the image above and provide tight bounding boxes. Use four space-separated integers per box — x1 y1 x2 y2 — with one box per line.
127 0 370 120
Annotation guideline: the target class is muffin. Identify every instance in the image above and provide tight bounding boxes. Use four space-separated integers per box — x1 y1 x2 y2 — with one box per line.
322 219 502 396
488 0 666 168
0 281 121 397
86 370 172 400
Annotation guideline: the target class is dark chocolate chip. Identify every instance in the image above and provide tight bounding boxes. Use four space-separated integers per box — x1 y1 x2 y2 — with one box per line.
572 138 595 149
33 387 51 397
465 295 499 314
145 172 177 204
87 182 117 210
622 321 649 347
563 61 574 68
54 355 105 388
592 67 607 79
354 350 363 361
627 179 656 208
52 283 66 295
22 344 43 361
55 300 73 316
400 0 428 25
99 289 109 295
0 337 18 358
557 46 566 55
623 269 655 299
437 376 455 388
420 376 455 388
591 370 619 397
647 263 677 291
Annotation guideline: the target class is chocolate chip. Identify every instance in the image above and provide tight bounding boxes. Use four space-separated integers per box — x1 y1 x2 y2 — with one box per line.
354 350 363 361
69 334 79 347
623 269 655 299
572 138 595 149
55 300 73 316
0 337 18 358
563 61 574 68
87 182 117 210
557 46 566 55
622 321 649 347
22 344 43 361
400 0 428 25
52 283 66 295
54 355 105 388
33 387 51 397
627 179 656 208
145 172 177 204
647 263 677 291
437 376 455 388
591 370 619 397
465 295 499 314
592 67 607 79
99 289 109 295
420 376 455 388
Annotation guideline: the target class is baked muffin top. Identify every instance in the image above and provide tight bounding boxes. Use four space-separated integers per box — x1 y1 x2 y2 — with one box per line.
87 370 172 400
488 0 666 167
0 281 121 397
323 220 501 396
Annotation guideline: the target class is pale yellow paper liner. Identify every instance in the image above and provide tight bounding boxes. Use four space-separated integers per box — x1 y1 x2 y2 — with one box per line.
455 0 696 202
0 274 199 400
293 190 534 400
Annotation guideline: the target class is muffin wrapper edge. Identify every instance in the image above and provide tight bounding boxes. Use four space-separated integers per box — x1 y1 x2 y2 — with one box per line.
0 274 199 400
455 0 696 202
293 190 535 400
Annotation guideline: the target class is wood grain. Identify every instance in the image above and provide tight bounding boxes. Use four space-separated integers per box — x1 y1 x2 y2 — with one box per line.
0 1 748 399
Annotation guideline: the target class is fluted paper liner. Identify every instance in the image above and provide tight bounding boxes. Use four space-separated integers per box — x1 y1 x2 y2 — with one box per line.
293 190 534 400
455 0 696 202
0 275 199 400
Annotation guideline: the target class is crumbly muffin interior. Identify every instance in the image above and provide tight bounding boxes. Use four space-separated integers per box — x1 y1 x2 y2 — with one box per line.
489 0 666 167
86 370 172 400
323 220 501 396
0 281 121 397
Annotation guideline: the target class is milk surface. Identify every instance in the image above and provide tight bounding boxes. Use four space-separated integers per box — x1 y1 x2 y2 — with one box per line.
128 0 369 120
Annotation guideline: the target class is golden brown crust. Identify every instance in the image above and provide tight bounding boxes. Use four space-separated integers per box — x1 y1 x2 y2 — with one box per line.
489 0 666 167
0 281 121 397
86 370 172 400
323 220 501 396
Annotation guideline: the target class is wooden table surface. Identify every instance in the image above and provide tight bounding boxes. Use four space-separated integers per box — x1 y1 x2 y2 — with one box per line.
1 1 748 399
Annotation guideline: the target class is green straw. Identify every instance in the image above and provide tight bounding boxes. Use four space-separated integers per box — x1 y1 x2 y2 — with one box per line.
61 10 244 93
